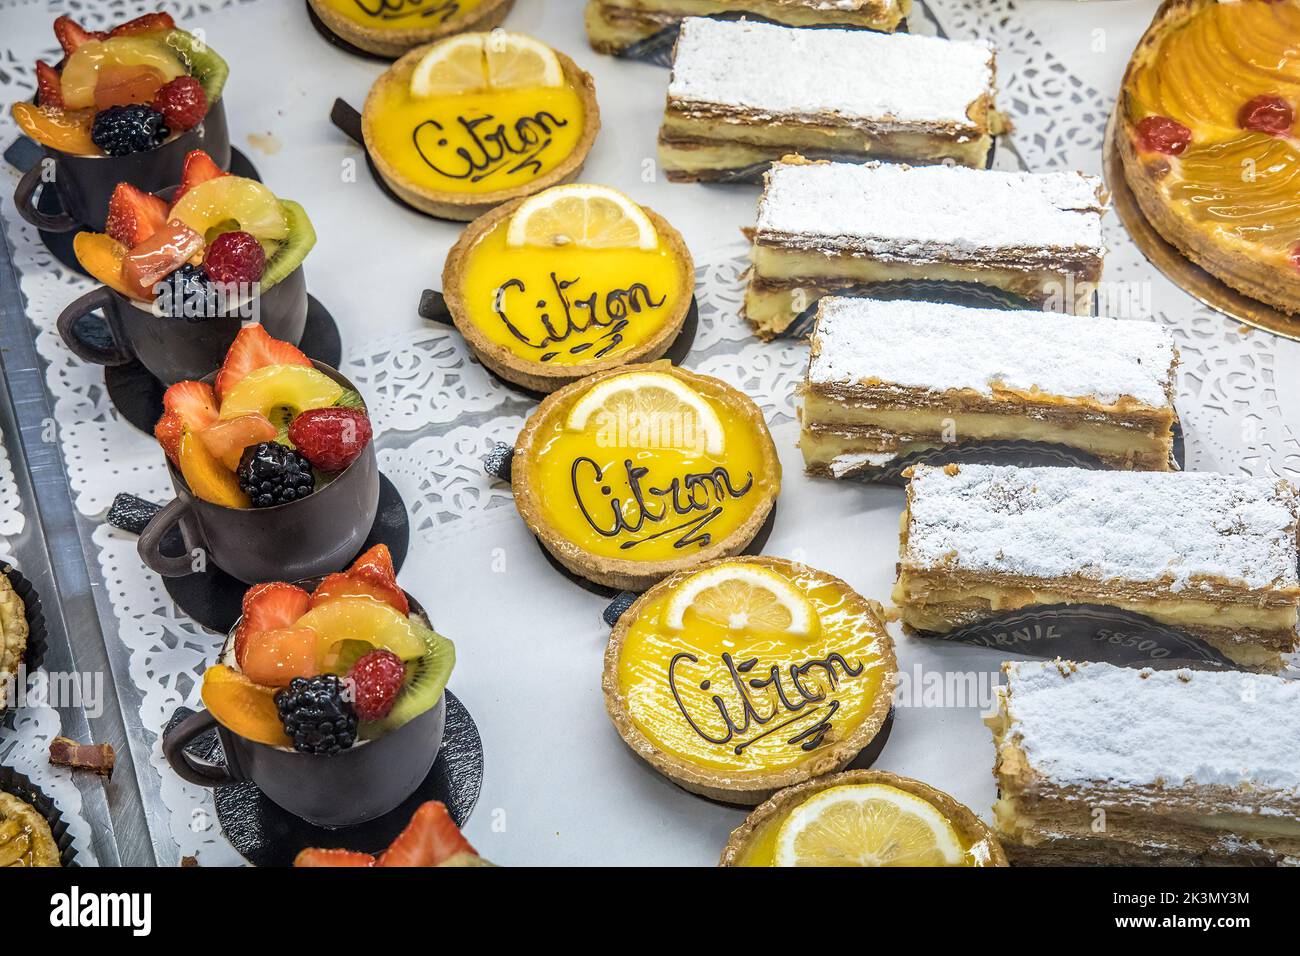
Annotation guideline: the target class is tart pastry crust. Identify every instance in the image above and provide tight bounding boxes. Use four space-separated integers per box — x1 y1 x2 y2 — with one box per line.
0 791 60 867
308 0 515 58
442 198 695 392
602 557 897 805
719 769 1007 866
988 660 1300 866
362 44 601 221
512 362 780 590
0 573 28 715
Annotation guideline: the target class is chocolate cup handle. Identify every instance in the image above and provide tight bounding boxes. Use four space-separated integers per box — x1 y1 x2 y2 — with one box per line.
162 710 239 787
13 162 77 232
56 287 134 366
137 495 205 578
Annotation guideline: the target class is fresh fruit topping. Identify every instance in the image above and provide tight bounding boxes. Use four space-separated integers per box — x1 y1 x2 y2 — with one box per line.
236 442 315 508
362 625 454 739
174 149 227 202
93 64 167 110
54 16 106 56
566 370 724 454
12 103 96 154
1135 115 1191 156
212 324 312 401
90 103 169 156
507 184 657 251
287 407 373 473
311 572 407 616
201 664 291 748
346 544 409 615
347 649 405 721
376 802 477 867
155 263 217 319
109 13 177 37
203 230 264 286
664 562 816 635
409 32 561 98
169 176 288 244
773 783 965 867
165 29 229 104
241 627 319 688
154 413 184 465
219 365 343 426
61 36 187 109
260 199 316 291
162 380 219 431
1238 94 1295 136
152 75 207 131
235 581 312 661
275 674 358 755
35 62 63 108
1291 244 1300 272
105 182 167 247
179 429 250 508
72 232 133 297
198 413 278 471
296 597 428 668
293 848 376 867
335 389 366 410
121 219 203 300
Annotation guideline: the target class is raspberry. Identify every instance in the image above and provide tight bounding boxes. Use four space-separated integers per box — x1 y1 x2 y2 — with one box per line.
287 407 373 474
1238 95 1294 136
204 231 266 286
151 76 207 132
347 649 406 722
1135 115 1191 156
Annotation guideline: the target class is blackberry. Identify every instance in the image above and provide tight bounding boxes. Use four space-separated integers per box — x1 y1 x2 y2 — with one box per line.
236 442 315 508
90 105 170 156
156 264 218 320
274 675 357 755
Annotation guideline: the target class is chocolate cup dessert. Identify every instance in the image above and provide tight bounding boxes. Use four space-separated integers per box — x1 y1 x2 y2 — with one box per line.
137 361 380 585
13 99 231 234
56 265 308 386
163 586 446 829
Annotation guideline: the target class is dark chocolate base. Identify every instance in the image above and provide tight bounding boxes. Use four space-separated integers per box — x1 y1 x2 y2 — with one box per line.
0 765 79 866
304 0 391 61
103 294 343 435
0 567 47 731
166 690 483 866
159 474 410 634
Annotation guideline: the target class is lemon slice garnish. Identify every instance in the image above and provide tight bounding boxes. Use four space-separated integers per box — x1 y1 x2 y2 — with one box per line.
565 371 724 455
410 32 562 97
506 184 658 250
774 784 965 867
664 562 815 635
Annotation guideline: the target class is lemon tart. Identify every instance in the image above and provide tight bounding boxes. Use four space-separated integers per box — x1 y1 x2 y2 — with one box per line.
1119 0 1300 315
362 32 600 220
512 362 780 590
307 0 515 58
443 184 695 392
720 770 1007 866
604 557 896 804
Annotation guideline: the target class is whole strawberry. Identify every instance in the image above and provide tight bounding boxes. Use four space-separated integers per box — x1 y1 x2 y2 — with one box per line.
204 230 266 286
347 649 406 722
288 407 373 473
152 76 207 132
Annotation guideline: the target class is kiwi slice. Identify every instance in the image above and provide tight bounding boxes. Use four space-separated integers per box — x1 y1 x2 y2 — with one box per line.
261 200 316 291
360 622 455 739
166 29 230 103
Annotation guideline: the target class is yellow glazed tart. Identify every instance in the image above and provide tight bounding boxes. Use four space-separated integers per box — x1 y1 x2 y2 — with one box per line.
603 557 896 804
443 184 695 392
307 0 515 58
1119 0 1300 315
362 32 600 220
0 573 28 716
0 791 61 867
512 362 780 590
720 770 1007 866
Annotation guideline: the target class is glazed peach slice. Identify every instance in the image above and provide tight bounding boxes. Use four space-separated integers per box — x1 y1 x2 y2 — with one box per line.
12 102 96 154
73 232 135 298
198 413 278 471
178 429 250 509
201 664 291 748
240 627 318 688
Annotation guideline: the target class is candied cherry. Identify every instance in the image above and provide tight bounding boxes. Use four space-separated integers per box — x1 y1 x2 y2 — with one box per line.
1238 95 1294 136
1135 115 1192 156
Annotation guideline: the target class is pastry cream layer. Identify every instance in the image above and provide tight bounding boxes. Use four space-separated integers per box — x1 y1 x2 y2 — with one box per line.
618 564 892 774
366 74 587 196
318 0 486 30
458 212 689 367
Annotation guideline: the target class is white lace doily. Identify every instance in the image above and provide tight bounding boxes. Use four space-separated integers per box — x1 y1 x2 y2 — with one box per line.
0 0 1295 865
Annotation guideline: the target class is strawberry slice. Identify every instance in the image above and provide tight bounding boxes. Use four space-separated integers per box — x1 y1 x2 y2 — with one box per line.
294 848 376 867
310 573 409 615
53 15 106 55
172 149 227 203
108 13 177 37
35 61 63 108
234 582 312 668
377 802 476 868
213 324 311 401
154 412 184 465
162 380 219 431
105 183 168 247
342 544 409 615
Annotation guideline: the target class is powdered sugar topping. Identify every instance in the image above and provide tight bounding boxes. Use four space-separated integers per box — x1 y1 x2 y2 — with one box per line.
808 297 1176 408
904 464 1300 591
